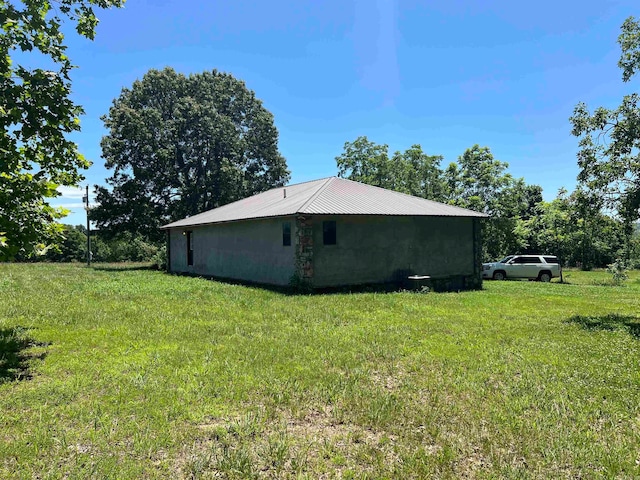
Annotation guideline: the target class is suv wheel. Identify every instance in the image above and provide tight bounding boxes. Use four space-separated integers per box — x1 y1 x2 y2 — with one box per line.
493 271 506 281
538 271 551 282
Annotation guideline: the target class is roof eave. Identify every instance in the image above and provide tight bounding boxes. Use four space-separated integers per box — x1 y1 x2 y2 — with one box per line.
160 210 488 230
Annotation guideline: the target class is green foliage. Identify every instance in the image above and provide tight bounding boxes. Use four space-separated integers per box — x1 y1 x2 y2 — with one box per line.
570 16 640 225
0 175 69 259
36 225 161 263
1 264 640 477
150 244 167 270
523 189 625 269
92 67 290 242
629 226 640 268
607 258 629 285
446 145 513 210
336 136 448 202
0 0 124 260
618 17 640 82
447 145 541 260
89 232 159 263
43 224 87 262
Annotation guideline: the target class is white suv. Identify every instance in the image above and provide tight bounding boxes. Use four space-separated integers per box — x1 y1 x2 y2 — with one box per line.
482 255 561 282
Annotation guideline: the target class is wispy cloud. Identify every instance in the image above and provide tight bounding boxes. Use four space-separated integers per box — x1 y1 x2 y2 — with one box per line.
54 202 86 209
51 186 98 210
56 185 85 199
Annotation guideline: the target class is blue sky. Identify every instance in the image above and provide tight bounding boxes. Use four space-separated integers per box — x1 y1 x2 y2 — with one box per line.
51 0 638 226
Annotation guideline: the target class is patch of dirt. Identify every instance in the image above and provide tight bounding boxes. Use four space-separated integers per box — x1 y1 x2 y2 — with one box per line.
68 443 93 455
285 405 396 460
454 445 493 478
175 405 403 478
369 365 406 391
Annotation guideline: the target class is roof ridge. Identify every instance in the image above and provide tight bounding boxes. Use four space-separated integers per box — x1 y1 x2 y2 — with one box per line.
285 176 333 188
338 177 484 214
296 177 335 213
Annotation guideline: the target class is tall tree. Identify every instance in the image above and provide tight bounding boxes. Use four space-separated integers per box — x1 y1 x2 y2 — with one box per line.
92 68 290 242
446 145 543 260
445 145 542 260
336 136 448 201
570 16 640 240
0 0 124 260
393 145 448 202
336 136 392 188
446 145 514 212
525 188 624 268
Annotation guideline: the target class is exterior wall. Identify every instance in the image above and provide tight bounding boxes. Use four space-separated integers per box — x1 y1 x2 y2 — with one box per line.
168 216 296 286
310 215 480 289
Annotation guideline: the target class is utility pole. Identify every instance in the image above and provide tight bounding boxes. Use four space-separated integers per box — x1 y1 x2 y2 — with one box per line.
84 185 91 266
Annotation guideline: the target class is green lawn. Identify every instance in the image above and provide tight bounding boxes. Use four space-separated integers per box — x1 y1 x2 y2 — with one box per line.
1 264 639 479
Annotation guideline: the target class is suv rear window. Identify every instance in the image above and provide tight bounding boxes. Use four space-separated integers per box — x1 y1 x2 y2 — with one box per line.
543 256 559 264
513 256 541 264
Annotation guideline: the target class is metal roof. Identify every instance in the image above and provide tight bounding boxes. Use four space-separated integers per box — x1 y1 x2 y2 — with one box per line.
161 177 487 229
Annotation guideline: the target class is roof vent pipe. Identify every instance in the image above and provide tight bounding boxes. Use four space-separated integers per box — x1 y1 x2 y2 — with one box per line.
283 188 287 198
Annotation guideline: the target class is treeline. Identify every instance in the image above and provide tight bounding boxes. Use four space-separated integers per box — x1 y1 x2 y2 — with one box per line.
41 136 639 270
40 136 640 270
336 137 640 269
39 225 163 264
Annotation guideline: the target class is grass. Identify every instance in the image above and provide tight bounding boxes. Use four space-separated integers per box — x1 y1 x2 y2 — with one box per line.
1 264 639 478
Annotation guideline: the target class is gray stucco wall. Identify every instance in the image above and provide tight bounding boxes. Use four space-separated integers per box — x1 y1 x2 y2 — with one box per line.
168 216 296 286
310 215 477 288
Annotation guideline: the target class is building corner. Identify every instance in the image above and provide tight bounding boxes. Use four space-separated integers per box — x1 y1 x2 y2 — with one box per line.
293 216 314 289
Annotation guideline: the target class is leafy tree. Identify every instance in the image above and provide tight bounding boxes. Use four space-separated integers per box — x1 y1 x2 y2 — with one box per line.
92 67 290 242
336 136 393 188
336 136 448 201
0 0 124 260
446 145 543 260
44 225 87 262
570 16 640 244
525 188 624 268
393 145 449 202
97 232 159 262
446 145 514 211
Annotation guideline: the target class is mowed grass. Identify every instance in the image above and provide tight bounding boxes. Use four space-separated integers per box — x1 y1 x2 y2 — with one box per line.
1 264 639 479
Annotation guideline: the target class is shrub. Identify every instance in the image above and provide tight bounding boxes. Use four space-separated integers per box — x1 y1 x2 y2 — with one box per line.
151 245 167 270
607 258 629 286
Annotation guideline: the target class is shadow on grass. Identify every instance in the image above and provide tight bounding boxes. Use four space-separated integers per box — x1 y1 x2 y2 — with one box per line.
167 271 406 296
0 327 49 383
91 263 156 272
566 314 640 338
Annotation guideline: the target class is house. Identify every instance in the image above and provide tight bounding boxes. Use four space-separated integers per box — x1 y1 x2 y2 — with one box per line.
160 177 487 290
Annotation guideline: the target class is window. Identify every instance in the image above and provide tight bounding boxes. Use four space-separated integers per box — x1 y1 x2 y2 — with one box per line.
517 256 541 264
282 222 291 246
323 220 336 245
186 231 193 266
543 256 559 264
